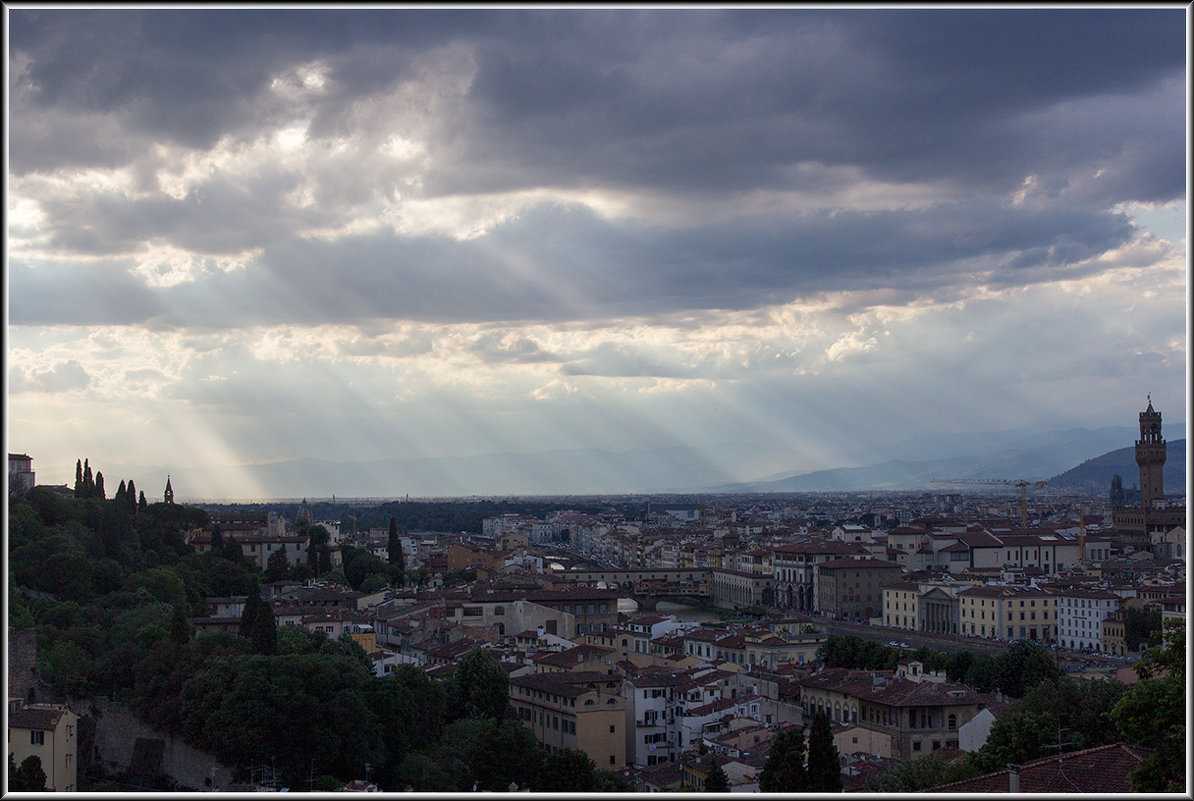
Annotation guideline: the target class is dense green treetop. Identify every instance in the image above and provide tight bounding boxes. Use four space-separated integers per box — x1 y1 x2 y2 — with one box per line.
6 485 636 791
1110 619 1185 792
815 634 1059 696
758 726 807 793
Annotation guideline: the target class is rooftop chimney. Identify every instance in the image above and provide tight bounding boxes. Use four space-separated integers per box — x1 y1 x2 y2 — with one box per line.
1008 764 1021 793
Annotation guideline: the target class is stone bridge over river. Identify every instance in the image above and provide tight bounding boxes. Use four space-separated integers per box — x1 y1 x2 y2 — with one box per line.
553 567 774 611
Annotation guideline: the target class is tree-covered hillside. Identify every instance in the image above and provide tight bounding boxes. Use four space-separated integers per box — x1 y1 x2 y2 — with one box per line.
7 481 629 791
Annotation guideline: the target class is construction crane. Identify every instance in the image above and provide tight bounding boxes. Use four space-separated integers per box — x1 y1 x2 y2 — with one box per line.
930 478 1048 528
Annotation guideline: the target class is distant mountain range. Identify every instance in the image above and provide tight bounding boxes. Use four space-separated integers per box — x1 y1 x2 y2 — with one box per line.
720 437 1185 495
110 423 1186 500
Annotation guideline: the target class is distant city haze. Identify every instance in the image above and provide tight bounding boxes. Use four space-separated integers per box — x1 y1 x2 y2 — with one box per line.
6 9 1186 499
67 423 1187 501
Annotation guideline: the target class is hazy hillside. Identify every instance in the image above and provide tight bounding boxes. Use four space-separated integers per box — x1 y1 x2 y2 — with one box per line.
1047 439 1186 493
719 427 1184 494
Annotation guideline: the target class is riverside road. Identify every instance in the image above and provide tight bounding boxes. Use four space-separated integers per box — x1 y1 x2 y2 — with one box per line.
811 615 1131 670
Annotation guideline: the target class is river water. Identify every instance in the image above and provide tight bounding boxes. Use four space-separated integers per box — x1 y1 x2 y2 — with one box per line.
618 598 722 626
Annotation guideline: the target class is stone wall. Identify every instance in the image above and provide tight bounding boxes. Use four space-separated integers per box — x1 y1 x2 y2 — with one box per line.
7 627 41 702
83 698 233 790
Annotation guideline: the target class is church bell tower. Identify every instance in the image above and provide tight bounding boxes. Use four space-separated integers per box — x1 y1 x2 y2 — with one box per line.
1135 395 1166 509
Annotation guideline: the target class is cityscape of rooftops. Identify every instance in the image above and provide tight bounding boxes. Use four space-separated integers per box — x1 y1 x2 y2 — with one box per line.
5 6 1187 795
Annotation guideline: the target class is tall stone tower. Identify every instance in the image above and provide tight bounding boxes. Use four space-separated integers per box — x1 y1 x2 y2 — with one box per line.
1135 395 1166 509
1108 474 1125 510
297 497 313 525
164 475 174 504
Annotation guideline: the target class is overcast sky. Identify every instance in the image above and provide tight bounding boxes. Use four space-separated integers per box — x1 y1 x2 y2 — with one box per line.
6 8 1188 498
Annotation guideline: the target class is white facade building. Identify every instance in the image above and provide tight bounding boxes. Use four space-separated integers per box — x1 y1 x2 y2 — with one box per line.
1056 588 1120 651
625 674 686 767
8 453 36 492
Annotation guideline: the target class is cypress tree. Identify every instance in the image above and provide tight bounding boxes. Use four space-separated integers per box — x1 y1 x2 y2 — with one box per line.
138 491 148 510
82 459 94 497
759 726 807 792
319 546 331 576
251 597 278 655
74 460 83 497
211 523 225 554
806 709 842 792
170 602 191 645
127 479 138 513
705 759 730 793
240 577 277 654
222 536 243 563
115 480 128 506
240 578 262 639
388 516 405 571
95 471 106 500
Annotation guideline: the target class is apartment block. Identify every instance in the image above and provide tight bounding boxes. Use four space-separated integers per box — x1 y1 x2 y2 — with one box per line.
509 672 626 768
8 700 78 792
1056 588 1120 651
957 584 1056 641
797 662 983 760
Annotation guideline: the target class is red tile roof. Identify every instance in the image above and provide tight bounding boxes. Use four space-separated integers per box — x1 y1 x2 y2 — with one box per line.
8 705 67 730
927 742 1150 793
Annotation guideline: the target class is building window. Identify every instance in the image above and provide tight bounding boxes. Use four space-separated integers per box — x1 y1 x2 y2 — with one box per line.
30 730 45 745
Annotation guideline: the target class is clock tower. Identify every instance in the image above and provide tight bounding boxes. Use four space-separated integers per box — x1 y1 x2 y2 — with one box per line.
1135 395 1166 509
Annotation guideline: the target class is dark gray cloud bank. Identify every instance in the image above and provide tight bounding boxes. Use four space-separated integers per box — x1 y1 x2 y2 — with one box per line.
8 8 1186 328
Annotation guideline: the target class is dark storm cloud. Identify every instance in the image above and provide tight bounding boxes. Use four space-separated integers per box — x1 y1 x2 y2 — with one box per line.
11 9 1183 198
8 9 507 167
7 8 1184 331
35 168 316 256
8 199 1140 329
8 258 165 326
437 8 1184 199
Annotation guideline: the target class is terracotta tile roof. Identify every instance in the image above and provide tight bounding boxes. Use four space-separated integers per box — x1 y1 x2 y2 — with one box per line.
927 742 1151 793
686 696 737 717
533 643 614 667
958 584 1054 599
636 760 685 788
8 706 66 730
772 541 870 556
798 668 982 708
684 627 724 642
426 637 486 660
510 671 592 697
818 557 903 570
1056 587 1122 600
628 614 668 626
627 672 687 688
